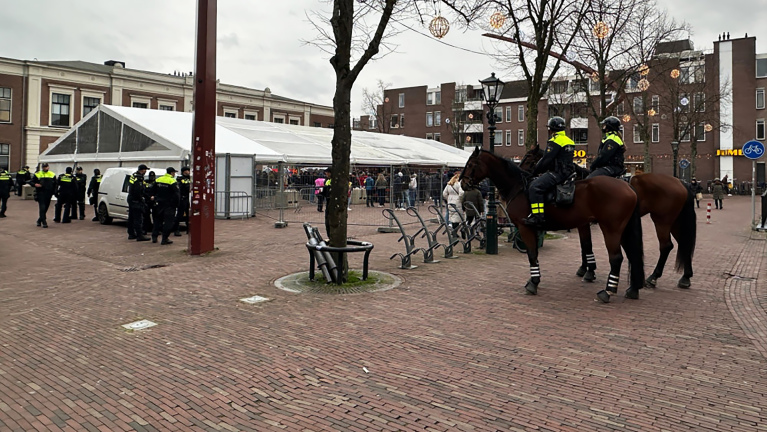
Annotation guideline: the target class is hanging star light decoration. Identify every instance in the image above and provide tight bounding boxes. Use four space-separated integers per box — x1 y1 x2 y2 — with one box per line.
429 16 450 39
637 78 650 92
648 109 657 117
670 69 681 79
639 64 650 76
466 136 472 142
592 21 610 39
384 97 389 103
489 11 506 29
622 114 631 123
468 113 474 120
704 123 713 132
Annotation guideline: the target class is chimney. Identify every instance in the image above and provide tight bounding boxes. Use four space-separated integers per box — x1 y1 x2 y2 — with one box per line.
727 32 730 40
104 60 126 68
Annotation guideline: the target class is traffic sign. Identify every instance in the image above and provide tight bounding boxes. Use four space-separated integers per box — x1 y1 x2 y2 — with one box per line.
679 158 690 169
743 140 765 160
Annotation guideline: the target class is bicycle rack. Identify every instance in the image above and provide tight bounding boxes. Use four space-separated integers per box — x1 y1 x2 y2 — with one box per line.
406 206 443 263
462 201 486 250
382 208 424 269
303 223 374 284
447 204 475 254
428 205 461 259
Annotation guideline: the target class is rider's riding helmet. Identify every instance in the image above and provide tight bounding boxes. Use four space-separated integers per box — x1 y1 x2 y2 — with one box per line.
547 116 566 132
600 116 622 133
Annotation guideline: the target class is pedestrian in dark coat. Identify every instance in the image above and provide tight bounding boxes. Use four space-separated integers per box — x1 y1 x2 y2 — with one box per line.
127 165 150 241
151 167 180 245
87 169 102 221
174 167 191 236
29 163 56 228
0 168 13 217
70 167 87 220
690 178 703 208
461 185 485 225
712 179 725 209
15 166 30 197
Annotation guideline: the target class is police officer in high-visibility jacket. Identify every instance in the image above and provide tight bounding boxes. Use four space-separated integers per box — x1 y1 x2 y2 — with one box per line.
523 116 575 228
151 167 180 245
127 164 150 241
587 116 626 179
15 166 30 197
69 166 87 220
87 168 102 221
29 163 56 228
0 168 13 217
173 166 191 236
54 167 77 223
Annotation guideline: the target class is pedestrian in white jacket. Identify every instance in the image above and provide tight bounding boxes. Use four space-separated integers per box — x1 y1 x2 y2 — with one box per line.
442 172 464 230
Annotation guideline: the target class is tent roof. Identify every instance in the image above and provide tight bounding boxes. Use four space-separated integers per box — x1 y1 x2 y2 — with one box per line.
41 105 470 167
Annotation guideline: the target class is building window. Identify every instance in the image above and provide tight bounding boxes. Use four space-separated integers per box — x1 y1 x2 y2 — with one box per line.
273 117 284 123
680 126 691 142
51 93 71 126
518 105 525 122
494 130 503 145
615 101 625 116
0 87 10 123
435 91 441 104
518 129 524 146
633 124 642 143
695 123 706 141
398 93 404 108
83 96 100 115
426 112 434 127
505 106 512 122
427 92 433 105
758 58 767 78
245 114 256 120
399 114 404 128
505 130 511 146
572 128 588 144
434 133 441 142
651 95 659 114
328 123 334 128
757 119 765 140
132 102 148 109
159 105 174 111
314 122 322 127
494 107 503 123
426 133 433 140
368 117 377 129
391 114 398 128
632 97 643 114
435 111 441 126
652 124 659 143
694 92 705 112
757 89 765 110
289 118 299 125
224 112 237 118
0 143 8 169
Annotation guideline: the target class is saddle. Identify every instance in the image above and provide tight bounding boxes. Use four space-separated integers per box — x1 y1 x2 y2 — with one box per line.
553 173 576 207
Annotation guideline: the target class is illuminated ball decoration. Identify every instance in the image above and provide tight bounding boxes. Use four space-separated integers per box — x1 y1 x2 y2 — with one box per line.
648 109 657 117
704 123 713 132
590 72 600 82
466 136 472 142
468 113 474 120
680 97 689 106
429 16 450 39
622 114 631 123
639 64 650 76
384 97 389 103
489 11 506 30
592 21 610 39
637 78 650 92
670 69 681 79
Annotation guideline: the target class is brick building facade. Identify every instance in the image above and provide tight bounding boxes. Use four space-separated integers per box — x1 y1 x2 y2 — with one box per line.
0 57 334 170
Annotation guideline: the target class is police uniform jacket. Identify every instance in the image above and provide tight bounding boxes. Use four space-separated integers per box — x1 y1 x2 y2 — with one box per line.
74 173 88 196
56 173 77 199
152 174 180 208
532 131 575 177
177 174 191 200
0 170 13 197
87 175 102 198
15 169 30 186
127 172 146 206
590 132 625 171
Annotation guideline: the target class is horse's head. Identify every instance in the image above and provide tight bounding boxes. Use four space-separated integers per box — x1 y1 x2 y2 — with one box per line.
460 147 490 190
519 144 544 173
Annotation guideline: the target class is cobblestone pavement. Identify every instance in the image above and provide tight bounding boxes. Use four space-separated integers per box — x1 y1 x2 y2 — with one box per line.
1 195 766 431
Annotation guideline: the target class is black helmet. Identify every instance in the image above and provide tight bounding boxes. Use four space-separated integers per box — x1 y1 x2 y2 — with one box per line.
600 116 621 133
181 166 190 173
547 116 566 132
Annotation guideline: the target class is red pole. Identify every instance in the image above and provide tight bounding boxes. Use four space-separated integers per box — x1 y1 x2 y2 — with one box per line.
707 202 711 224
189 0 217 255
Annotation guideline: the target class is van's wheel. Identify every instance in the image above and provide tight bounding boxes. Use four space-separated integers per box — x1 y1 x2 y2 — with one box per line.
98 203 113 225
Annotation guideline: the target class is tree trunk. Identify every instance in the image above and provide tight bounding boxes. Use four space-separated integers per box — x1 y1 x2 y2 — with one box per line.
526 97 540 149
690 138 698 178
328 78 352 281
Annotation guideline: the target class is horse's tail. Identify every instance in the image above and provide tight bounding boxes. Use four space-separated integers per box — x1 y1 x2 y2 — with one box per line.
674 187 697 274
621 195 645 290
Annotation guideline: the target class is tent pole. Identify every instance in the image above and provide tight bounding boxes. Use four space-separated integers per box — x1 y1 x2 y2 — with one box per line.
275 161 287 228
189 0 217 255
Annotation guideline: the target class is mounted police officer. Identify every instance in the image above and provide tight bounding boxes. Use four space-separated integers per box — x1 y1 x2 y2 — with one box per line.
127 164 150 241
523 116 575 227
87 168 102 221
15 166 30 197
151 167 180 245
587 116 626 179
29 163 56 228
70 166 88 220
173 166 191 236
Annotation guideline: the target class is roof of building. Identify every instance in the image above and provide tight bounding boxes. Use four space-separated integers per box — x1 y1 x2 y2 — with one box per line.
500 79 530 99
655 39 695 55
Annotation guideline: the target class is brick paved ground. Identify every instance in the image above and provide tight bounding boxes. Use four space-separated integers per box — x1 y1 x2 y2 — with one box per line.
1 194 766 431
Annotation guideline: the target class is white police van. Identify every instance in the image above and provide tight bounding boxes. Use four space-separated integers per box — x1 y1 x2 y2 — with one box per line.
96 167 166 224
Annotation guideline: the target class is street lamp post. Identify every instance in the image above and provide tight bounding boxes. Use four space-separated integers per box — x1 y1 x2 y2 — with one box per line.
671 140 679 178
480 73 505 255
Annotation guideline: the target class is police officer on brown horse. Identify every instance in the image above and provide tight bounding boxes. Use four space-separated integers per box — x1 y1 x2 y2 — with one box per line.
523 116 575 227
587 116 625 179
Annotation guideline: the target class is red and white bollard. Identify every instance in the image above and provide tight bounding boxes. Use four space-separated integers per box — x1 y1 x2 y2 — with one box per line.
707 202 712 224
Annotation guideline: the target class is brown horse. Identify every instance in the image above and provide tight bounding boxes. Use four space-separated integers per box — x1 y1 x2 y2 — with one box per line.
522 145 696 288
460 148 645 303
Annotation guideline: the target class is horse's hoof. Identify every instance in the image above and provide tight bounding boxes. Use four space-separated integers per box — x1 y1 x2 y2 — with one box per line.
524 279 538 295
644 276 657 288
596 290 611 303
677 277 691 289
625 288 639 300
576 266 586 277
583 270 596 283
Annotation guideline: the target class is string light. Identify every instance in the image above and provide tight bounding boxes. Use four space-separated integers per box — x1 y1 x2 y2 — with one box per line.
648 109 657 117
637 78 650 92
639 64 650 76
670 69 680 79
429 16 450 39
622 114 631 123
466 136 471 142
489 11 506 29
590 72 600 82
592 22 610 39
705 123 713 132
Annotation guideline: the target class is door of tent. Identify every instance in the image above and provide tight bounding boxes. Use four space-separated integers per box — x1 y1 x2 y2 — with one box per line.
215 154 255 218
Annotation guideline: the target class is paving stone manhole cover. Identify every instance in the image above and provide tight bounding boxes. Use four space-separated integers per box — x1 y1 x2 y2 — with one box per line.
240 295 271 304
275 271 401 294
119 264 168 272
121 319 157 330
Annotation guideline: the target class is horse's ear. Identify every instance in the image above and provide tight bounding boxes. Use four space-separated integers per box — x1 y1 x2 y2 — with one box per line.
473 146 480 155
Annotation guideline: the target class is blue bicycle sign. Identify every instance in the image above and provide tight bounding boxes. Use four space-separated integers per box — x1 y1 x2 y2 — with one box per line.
743 140 765 160
679 158 690 169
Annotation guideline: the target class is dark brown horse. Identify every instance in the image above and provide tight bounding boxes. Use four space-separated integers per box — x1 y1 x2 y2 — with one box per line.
522 145 696 288
461 148 645 303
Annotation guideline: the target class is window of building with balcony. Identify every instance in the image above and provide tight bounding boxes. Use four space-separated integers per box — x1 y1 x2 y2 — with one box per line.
0 87 11 123
51 93 71 126
426 112 434 127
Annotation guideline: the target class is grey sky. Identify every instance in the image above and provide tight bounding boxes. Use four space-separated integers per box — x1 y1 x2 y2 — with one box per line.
1 0 764 117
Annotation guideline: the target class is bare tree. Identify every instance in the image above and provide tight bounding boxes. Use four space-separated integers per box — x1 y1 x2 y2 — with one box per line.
361 79 393 133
